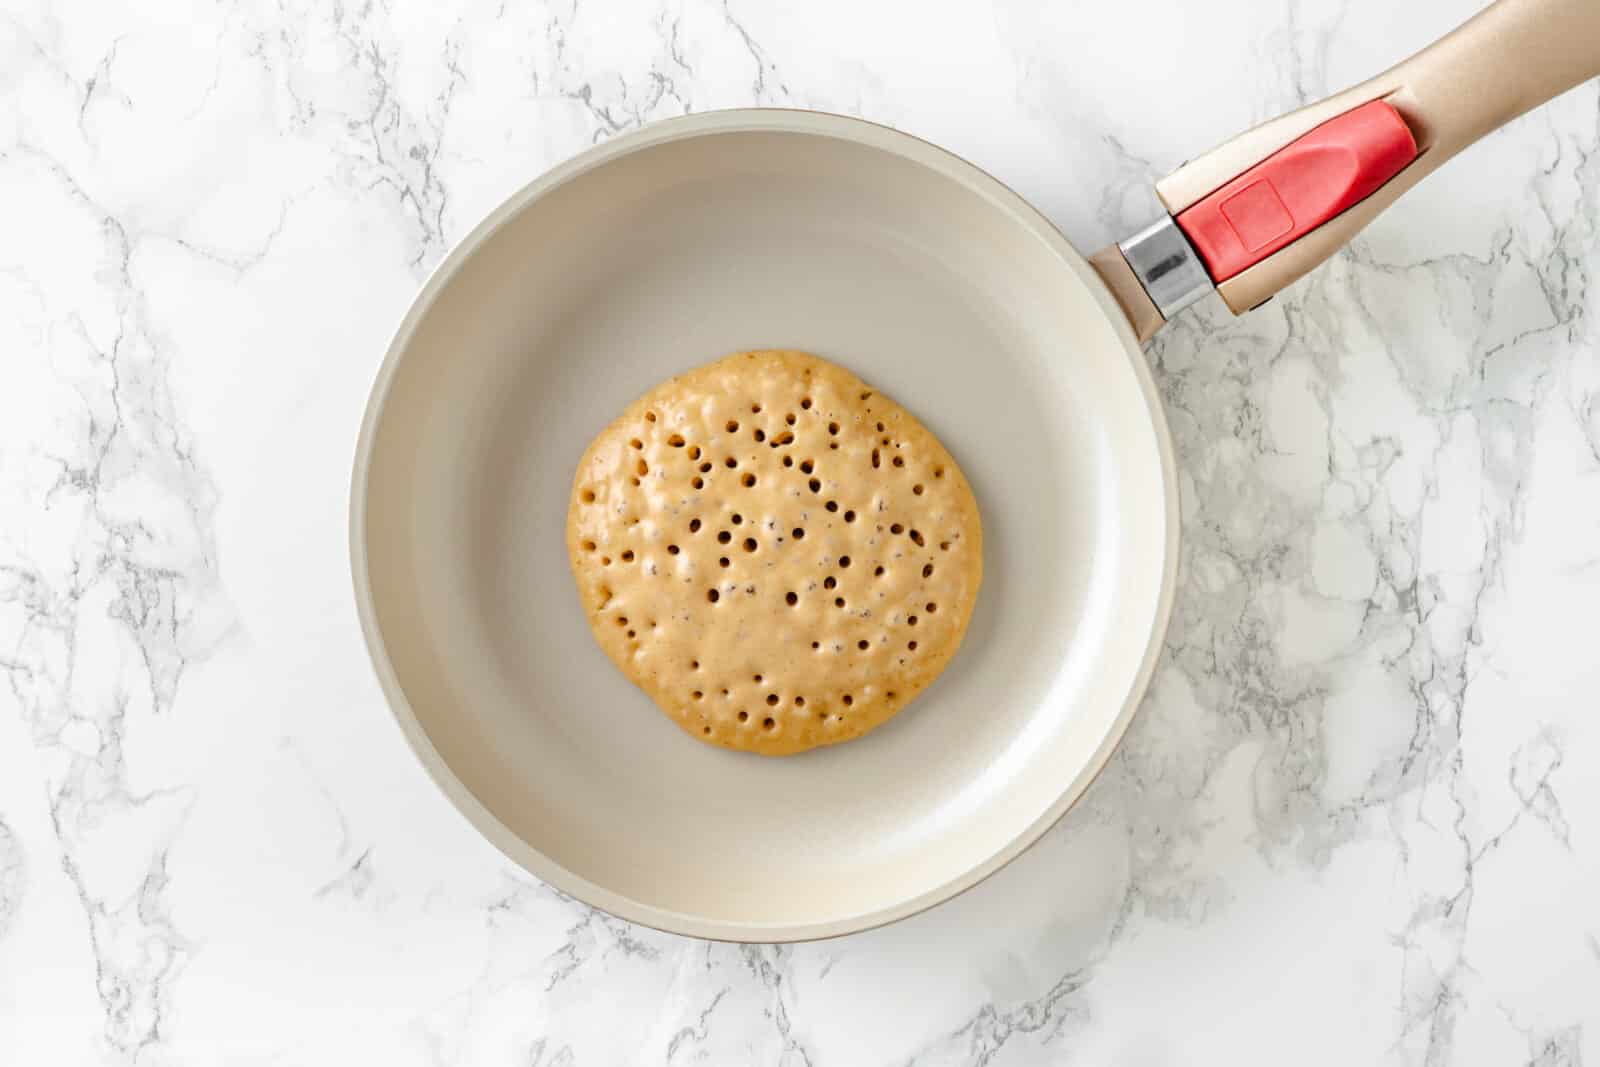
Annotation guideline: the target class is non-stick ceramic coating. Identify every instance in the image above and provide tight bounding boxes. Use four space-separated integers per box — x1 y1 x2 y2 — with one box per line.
351 110 1178 941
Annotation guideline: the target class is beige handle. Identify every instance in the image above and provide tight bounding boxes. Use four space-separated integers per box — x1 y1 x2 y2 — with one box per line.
1156 0 1600 316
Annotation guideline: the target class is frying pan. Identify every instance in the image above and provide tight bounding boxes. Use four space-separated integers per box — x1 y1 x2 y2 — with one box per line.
351 0 1600 941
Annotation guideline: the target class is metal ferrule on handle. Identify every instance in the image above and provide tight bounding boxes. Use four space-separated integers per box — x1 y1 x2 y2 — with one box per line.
1117 216 1213 321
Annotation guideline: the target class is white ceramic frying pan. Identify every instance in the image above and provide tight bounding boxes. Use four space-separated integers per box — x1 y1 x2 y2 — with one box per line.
352 0 1599 941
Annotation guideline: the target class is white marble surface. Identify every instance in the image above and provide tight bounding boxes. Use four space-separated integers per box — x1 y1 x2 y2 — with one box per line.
2 0 1598 1062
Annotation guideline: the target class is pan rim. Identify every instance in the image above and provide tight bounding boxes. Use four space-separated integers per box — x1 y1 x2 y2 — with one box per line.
349 107 1180 943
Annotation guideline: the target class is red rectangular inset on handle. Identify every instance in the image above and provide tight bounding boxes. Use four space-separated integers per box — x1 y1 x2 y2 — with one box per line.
1175 100 1418 283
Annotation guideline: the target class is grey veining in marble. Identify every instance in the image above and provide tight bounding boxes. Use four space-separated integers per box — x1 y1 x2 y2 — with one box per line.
1 0 1597 1063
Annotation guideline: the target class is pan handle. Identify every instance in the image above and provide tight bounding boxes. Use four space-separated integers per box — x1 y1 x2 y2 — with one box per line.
1093 0 1600 341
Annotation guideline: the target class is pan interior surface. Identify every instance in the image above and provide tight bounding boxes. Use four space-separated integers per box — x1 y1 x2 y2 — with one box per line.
356 116 1174 939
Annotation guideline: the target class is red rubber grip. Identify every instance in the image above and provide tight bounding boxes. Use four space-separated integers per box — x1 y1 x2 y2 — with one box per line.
1174 100 1418 284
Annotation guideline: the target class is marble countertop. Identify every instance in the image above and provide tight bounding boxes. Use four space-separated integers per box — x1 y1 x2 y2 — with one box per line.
3 0 1598 1063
